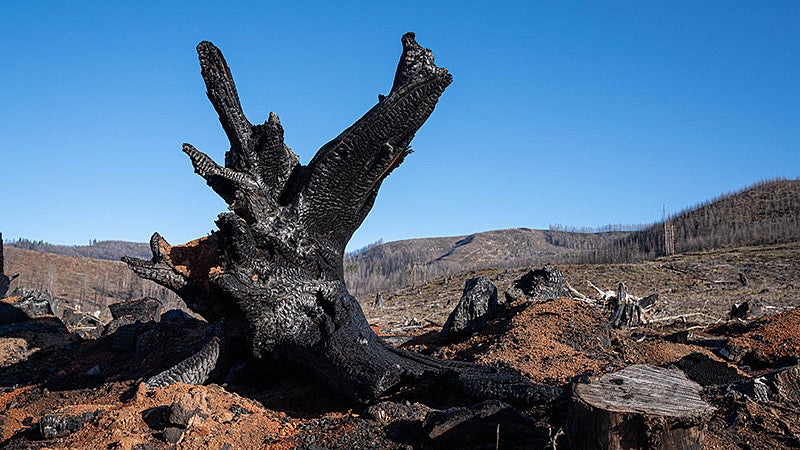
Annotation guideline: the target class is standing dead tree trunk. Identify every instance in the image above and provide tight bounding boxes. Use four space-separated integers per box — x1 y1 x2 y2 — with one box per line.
123 34 558 404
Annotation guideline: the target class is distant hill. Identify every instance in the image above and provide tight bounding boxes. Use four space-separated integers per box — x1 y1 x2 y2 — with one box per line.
344 178 800 295
592 178 800 262
5 178 797 306
344 228 628 296
2 246 182 317
5 239 151 261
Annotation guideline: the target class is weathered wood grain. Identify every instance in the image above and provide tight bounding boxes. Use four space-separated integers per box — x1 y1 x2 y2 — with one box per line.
569 365 714 449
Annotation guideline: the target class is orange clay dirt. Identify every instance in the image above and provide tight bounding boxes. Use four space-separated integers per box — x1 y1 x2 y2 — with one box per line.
2 250 800 448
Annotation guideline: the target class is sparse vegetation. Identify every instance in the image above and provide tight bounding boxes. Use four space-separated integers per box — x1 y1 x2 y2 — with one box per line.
4 239 150 261
345 178 800 296
2 246 182 314
6 179 798 311
585 178 800 263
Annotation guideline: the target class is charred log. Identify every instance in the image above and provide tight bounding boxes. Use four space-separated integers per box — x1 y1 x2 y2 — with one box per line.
124 34 557 404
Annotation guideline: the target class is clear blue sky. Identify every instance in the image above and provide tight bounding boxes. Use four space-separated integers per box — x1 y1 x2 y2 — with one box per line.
1 1 798 251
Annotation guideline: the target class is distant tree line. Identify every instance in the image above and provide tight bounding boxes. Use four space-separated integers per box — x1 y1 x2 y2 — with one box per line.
342 229 630 296
577 178 800 263
9 178 798 302
344 178 800 295
5 239 151 261
346 239 385 257
548 223 649 234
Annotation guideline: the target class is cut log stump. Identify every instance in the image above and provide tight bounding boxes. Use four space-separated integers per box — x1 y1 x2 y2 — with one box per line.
568 365 714 450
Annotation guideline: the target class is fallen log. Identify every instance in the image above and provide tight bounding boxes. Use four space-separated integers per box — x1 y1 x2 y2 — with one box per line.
568 365 714 450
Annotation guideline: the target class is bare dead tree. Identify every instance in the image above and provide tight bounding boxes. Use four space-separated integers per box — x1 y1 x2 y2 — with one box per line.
123 34 558 404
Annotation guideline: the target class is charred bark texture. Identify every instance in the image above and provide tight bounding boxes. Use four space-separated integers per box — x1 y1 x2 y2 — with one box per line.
124 34 557 404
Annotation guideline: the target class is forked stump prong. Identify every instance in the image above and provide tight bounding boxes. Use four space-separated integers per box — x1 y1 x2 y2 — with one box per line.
124 34 558 405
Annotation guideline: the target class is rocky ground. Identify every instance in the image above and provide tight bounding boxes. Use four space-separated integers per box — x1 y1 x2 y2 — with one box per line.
1 243 799 449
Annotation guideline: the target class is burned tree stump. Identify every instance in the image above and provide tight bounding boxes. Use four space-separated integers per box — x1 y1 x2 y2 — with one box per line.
568 365 714 450
609 283 646 328
122 34 559 405
438 277 498 342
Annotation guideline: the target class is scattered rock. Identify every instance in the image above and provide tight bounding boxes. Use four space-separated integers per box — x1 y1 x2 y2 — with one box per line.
438 277 498 341
86 365 101 376
504 264 572 302
422 400 538 447
163 426 185 444
169 389 210 428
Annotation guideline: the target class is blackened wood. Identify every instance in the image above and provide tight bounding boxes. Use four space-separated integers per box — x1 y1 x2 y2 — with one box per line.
124 34 556 404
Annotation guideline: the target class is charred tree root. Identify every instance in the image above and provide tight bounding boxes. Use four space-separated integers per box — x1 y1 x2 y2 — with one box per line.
146 336 221 388
124 33 554 405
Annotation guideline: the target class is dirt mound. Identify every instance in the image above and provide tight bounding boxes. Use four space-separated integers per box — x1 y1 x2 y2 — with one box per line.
428 297 618 384
714 307 800 369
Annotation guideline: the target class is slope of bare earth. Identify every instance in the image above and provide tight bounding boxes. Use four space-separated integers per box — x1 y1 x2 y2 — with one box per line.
345 227 628 296
1 242 798 448
1 286 800 447
3 247 183 319
361 241 800 336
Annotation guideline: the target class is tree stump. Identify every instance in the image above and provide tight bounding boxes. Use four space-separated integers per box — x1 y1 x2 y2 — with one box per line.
609 283 646 328
568 365 714 450
121 33 560 405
